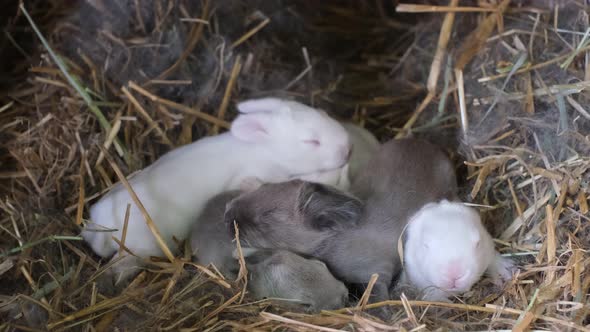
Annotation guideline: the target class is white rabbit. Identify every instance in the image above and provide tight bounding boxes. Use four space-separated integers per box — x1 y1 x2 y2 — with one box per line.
401 200 515 302
82 97 351 283
295 122 379 191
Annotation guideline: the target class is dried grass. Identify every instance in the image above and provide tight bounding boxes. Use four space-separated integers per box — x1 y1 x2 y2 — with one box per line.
1 0 589 331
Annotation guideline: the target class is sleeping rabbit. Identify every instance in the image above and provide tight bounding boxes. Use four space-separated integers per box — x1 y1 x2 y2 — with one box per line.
190 190 348 312
296 122 379 191
225 138 515 320
240 247 349 313
82 97 351 282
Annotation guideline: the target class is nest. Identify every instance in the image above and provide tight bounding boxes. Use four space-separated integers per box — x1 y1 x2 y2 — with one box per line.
1 0 589 330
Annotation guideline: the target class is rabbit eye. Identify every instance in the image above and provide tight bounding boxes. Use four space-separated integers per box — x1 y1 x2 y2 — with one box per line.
303 139 321 147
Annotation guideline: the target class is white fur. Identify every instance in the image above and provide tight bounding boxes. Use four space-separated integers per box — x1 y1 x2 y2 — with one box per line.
295 122 379 191
82 97 350 280
403 200 515 301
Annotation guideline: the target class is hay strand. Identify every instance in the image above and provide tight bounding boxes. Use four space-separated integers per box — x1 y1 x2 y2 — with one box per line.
98 146 174 262
3 1 590 330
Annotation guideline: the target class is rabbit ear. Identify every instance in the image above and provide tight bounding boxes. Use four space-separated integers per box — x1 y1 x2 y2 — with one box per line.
230 113 273 142
236 98 290 114
298 182 363 231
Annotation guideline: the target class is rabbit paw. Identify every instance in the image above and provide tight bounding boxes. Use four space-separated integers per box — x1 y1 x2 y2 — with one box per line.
488 255 517 287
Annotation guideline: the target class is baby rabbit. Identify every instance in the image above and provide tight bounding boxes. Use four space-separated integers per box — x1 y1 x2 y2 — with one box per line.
399 200 515 301
226 139 514 317
191 190 347 312
352 138 514 301
82 97 351 282
297 122 379 190
223 180 391 298
240 248 349 312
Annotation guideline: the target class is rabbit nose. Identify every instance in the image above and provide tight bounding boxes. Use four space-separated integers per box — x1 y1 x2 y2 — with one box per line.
444 261 465 287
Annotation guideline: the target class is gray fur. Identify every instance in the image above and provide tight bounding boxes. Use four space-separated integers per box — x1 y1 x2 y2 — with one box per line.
341 122 380 182
225 180 363 254
191 190 242 278
191 190 348 311
227 138 457 318
243 248 349 312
